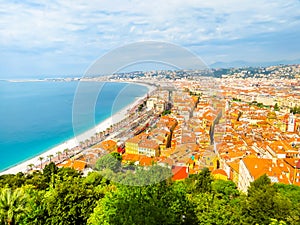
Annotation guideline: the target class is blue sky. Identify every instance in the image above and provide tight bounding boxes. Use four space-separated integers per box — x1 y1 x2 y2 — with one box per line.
1 0 300 77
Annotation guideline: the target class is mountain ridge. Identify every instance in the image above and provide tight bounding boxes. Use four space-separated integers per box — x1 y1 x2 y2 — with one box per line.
209 59 300 69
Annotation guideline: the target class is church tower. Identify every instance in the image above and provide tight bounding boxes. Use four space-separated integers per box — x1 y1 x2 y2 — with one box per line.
287 113 295 132
225 100 230 112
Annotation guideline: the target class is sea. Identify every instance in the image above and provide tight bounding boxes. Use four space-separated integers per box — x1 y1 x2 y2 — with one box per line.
0 80 148 172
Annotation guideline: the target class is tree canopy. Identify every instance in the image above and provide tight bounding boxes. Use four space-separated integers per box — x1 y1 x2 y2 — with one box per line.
0 165 299 225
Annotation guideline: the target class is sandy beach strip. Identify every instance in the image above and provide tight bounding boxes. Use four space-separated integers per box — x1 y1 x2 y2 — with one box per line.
0 81 156 175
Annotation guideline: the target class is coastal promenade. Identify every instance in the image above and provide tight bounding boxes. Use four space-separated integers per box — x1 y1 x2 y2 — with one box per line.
0 81 157 175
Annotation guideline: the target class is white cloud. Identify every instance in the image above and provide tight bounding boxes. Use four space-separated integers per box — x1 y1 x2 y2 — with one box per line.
0 0 300 76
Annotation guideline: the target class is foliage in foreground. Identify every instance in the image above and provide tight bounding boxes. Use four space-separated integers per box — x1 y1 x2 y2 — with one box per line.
0 163 299 225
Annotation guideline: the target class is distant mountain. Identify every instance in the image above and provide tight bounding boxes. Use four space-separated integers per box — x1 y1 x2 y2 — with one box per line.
209 59 300 69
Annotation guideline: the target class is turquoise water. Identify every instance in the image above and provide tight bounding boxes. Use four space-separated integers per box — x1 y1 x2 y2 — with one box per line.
0 81 148 171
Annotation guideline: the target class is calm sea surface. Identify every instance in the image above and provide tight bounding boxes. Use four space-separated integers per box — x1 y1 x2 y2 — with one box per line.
0 81 148 171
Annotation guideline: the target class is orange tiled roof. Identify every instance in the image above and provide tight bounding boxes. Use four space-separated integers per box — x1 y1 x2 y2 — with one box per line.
93 139 117 152
122 153 140 162
227 160 240 173
139 156 156 166
58 159 86 171
172 166 189 181
242 158 290 184
212 169 227 177
139 139 159 150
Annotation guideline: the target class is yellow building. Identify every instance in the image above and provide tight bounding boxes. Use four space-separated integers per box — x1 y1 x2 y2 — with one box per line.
138 139 160 157
227 161 240 185
125 133 160 157
202 150 219 170
212 169 228 180
125 135 144 155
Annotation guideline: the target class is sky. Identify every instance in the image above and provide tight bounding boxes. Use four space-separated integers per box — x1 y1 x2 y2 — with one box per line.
1 0 300 77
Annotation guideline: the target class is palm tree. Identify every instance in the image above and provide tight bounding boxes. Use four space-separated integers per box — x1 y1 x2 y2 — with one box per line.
91 136 95 144
63 148 69 158
56 151 62 161
85 139 90 147
99 131 104 139
79 142 84 149
47 154 53 162
0 188 30 225
27 164 34 172
105 127 110 136
71 148 76 157
38 156 44 170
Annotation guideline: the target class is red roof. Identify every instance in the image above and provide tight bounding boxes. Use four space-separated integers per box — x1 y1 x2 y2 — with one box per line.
118 147 125 154
297 160 300 169
172 166 189 181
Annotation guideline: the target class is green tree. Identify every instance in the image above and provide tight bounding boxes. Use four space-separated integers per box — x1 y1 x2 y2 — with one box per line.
185 178 243 224
110 152 122 161
269 219 287 225
99 164 173 186
162 110 171 116
274 103 280 111
212 180 240 201
42 162 58 185
88 181 195 225
19 186 46 225
47 154 53 162
0 173 26 189
275 183 300 205
25 171 48 190
242 175 292 224
63 148 69 158
247 173 270 194
275 183 300 224
42 176 101 225
0 188 30 225
192 167 214 193
188 192 243 224
27 164 35 172
138 104 144 111
95 153 122 172
56 167 82 181
38 157 44 170
56 151 62 161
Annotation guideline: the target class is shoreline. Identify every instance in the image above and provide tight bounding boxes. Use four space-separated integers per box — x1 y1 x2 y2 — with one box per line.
0 81 156 175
